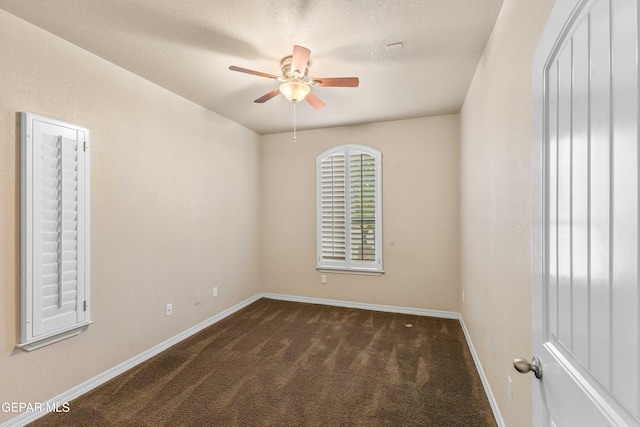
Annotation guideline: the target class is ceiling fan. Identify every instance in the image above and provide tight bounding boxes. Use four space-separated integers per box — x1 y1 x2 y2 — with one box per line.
229 45 359 110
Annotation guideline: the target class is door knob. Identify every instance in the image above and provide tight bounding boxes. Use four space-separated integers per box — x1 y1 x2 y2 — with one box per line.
513 356 543 379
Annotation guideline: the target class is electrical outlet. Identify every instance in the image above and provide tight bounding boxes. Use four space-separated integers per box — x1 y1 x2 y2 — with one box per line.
321 274 327 284
213 287 218 298
166 303 173 316
194 293 201 305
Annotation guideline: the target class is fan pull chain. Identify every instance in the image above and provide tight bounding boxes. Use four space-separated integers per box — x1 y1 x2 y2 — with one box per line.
293 102 297 146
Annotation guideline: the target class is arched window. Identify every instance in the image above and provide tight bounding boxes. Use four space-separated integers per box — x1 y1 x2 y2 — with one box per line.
316 145 382 272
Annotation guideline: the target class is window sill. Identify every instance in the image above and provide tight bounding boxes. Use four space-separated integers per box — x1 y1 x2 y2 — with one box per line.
316 268 385 276
17 321 92 351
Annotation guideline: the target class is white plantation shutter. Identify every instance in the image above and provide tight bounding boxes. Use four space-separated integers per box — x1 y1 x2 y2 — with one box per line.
320 153 346 260
20 113 90 350
317 145 382 272
350 153 377 262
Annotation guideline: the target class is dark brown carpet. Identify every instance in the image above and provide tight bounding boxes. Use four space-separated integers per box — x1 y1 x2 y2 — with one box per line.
30 298 496 426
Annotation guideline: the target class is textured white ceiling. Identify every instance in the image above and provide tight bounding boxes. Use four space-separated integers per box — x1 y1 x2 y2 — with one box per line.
0 0 504 134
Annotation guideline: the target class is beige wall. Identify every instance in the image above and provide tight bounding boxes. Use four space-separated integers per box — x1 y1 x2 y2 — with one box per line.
459 0 555 425
0 9 260 423
260 115 460 312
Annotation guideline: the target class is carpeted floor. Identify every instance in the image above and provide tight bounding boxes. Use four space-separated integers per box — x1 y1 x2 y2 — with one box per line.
30 298 497 426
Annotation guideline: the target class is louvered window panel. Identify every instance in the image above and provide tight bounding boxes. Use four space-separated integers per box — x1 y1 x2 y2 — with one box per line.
37 134 80 332
20 113 91 351
316 145 382 272
350 153 377 261
320 153 346 260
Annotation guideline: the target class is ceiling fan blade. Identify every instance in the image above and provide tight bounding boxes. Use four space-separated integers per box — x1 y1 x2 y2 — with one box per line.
291 45 311 75
254 89 281 103
310 77 360 87
229 65 279 80
305 92 326 110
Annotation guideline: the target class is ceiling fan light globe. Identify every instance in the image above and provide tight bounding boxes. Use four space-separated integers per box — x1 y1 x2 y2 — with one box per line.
280 81 310 102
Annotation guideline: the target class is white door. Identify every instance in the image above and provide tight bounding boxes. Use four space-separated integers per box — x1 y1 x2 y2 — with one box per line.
530 0 640 425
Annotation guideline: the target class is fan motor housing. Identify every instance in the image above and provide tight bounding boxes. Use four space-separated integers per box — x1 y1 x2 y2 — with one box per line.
281 55 309 80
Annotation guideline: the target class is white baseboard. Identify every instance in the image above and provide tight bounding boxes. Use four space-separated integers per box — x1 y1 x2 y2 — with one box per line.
3 293 500 427
2 294 262 427
459 313 505 427
261 292 460 319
